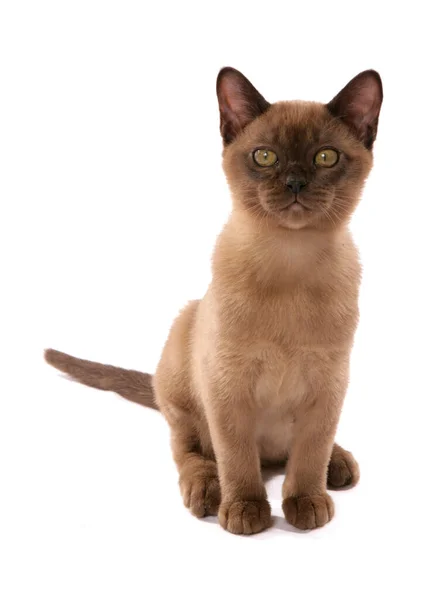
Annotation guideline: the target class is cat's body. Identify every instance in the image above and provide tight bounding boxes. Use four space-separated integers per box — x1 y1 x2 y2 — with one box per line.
158 220 360 463
45 67 382 534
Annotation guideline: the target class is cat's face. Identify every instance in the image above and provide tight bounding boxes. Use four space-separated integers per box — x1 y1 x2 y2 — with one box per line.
217 68 382 231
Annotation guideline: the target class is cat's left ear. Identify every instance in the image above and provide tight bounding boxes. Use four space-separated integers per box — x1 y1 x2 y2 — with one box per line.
216 67 270 145
327 70 383 150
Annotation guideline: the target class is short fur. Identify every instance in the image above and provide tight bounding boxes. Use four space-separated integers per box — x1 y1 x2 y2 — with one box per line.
45 67 382 534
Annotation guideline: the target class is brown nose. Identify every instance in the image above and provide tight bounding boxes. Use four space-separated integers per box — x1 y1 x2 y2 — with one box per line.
286 176 307 194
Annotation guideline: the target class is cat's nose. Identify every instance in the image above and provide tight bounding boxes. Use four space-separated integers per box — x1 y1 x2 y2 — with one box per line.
286 176 308 194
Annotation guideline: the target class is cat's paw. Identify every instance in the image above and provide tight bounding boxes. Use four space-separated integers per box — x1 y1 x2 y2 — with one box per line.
179 463 221 518
283 493 334 530
219 498 272 535
327 446 360 490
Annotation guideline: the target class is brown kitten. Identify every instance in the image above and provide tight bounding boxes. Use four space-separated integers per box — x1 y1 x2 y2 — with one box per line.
45 66 382 534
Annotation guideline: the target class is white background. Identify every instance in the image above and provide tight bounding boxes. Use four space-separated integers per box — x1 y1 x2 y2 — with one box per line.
1 1 440 598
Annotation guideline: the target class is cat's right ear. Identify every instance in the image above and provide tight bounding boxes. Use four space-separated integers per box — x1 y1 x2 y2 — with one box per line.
216 67 270 145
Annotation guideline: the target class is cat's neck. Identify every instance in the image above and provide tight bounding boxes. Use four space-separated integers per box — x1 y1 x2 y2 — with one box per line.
212 208 353 289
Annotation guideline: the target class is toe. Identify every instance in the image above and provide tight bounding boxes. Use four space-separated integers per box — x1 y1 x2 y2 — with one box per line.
189 480 207 517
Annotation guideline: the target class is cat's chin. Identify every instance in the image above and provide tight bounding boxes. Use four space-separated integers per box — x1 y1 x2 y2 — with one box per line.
275 205 316 231
278 218 311 231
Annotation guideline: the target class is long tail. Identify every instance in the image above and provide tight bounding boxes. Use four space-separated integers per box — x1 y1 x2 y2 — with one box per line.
44 349 158 410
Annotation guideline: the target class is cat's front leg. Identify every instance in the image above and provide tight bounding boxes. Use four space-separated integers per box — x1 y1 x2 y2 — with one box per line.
206 391 271 535
282 389 344 530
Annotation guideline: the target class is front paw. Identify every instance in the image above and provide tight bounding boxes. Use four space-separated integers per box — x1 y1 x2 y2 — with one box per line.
219 498 272 535
282 493 334 530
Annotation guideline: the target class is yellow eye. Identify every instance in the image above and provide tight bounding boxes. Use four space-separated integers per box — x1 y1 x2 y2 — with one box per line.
314 148 339 168
253 149 278 167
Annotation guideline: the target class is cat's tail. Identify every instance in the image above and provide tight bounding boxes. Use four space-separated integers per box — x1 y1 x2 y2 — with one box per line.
44 349 158 410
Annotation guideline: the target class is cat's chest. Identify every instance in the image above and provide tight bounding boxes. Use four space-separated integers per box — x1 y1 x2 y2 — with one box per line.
247 282 358 347
245 285 356 405
254 348 307 406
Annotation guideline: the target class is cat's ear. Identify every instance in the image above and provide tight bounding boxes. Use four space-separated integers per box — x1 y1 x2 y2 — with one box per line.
327 70 383 150
216 67 270 144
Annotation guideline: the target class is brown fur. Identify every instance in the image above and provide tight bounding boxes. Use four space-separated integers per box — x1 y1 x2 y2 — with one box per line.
45 67 382 534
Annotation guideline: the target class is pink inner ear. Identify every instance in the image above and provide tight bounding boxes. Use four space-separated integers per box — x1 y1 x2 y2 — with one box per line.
216 68 270 143
350 79 382 126
218 76 253 130
328 70 382 147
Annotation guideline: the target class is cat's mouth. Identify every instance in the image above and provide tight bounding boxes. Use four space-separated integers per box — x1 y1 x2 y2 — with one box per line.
280 197 312 212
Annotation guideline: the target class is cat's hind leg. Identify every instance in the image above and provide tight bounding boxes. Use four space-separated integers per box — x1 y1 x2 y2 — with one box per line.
171 422 220 518
154 300 220 517
327 443 360 490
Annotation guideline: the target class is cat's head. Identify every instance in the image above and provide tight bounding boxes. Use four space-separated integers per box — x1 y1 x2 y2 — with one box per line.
217 67 382 231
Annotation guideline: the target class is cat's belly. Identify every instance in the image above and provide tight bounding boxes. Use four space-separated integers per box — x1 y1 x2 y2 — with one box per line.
253 348 310 463
254 368 303 464
257 408 294 463
250 341 345 463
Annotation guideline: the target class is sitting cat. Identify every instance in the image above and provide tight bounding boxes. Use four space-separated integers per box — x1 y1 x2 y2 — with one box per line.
45 66 382 534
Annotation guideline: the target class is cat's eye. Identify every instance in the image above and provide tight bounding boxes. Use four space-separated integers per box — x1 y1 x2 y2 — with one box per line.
314 148 339 168
253 149 278 167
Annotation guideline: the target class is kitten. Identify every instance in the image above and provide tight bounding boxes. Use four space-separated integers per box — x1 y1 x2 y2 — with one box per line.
45 66 382 534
